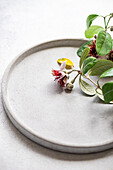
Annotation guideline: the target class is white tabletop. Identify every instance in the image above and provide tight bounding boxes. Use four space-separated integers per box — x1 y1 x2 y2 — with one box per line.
0 0 113 169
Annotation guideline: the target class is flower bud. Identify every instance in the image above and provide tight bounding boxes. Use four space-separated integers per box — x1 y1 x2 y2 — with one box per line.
94 35 97 39
66 83 74 91
110 26 113 31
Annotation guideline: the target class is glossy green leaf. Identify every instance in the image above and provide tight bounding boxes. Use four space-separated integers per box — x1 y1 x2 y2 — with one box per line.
82 57 97 75
97 68 113 86
102 82 113 103
89 59 113 76
86 14 99 29
79 76 96 96
96 88 113 103
99 68 113 79
79 47 90 69
77 40 93 57
85 25 104 38
96 30 112 56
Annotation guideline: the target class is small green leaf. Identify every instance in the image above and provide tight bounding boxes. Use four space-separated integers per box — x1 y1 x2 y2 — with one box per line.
96 30 112 56
86 14 99 29
79 47 90 69
77 40 93 57
82 57 97 75
89 59 113 76
79 76 96 96
102 82 113 103
85 25 104 38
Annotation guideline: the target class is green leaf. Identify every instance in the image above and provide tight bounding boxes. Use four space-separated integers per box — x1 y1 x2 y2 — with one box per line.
82 57 97 75
85 25 104 38
79 76 96 96
102 82 113 103
77 40 93 57
96 88 104 101
86 14 99 29
96 88 113 103
89 59 113 76
97 68 113 86
99 68 113 79
79 47 90 69
96 30 112 56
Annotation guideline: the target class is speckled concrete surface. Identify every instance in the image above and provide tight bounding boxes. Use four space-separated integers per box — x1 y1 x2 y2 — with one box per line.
0 0 113 169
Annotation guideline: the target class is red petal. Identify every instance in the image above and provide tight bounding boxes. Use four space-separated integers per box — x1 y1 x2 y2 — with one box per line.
52 70 61 76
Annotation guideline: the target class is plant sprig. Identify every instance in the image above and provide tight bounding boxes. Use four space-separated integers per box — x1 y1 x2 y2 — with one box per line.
54 51 113 103
85 13 113 56
52 13 113 104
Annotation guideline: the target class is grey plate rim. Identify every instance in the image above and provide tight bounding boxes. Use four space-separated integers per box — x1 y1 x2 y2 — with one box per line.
2 38 113 153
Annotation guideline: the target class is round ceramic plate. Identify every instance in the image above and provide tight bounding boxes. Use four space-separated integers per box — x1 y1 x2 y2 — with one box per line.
2 39 113 153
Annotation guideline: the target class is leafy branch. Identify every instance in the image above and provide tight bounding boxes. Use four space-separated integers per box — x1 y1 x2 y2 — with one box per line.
52 13 113 104
84 13 113 57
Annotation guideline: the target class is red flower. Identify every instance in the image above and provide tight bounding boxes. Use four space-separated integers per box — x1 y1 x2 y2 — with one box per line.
108 49 113 61
52 61 69 87
52 70 62 79
88 38 97 57
88 35 113 60
58 75 68 87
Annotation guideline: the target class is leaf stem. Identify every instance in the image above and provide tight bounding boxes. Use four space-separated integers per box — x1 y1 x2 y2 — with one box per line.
84 75 102 90
66 69 81 74
105 14 111 18
99 15 104 18
104 17 107 31
106 16 113 28
71 73 80 84
66 68 102 90
101 14 113 31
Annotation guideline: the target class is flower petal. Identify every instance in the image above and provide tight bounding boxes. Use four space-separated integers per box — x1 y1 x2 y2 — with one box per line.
52 70 61 76
58 78 65 87
60 61 66 70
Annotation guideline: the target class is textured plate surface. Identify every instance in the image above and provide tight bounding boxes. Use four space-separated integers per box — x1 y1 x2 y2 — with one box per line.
2 39 113 153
